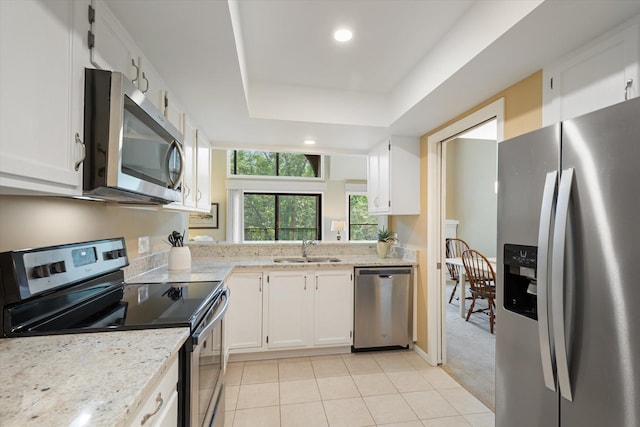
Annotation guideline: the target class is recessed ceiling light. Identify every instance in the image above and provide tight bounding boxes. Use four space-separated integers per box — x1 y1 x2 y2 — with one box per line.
334 28 353 43
304 139 316 145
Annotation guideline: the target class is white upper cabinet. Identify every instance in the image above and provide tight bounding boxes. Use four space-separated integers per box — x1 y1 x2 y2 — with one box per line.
181 115 197 209
165 114 211 213
163 88 185 133
0 0 84 196
367 136 420 215
195 131 212 211
543 19 639 126
88 0 138 81
136 55 167 113
89 1 169 113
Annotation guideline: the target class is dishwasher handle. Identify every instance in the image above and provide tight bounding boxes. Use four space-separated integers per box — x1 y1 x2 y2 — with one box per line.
356 268 412 276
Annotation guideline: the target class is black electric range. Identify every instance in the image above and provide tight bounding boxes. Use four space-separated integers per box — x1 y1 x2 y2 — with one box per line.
0 237 229 427
0 237 222 337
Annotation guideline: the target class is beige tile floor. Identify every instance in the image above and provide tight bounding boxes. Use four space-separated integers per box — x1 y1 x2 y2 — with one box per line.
224 350 494 427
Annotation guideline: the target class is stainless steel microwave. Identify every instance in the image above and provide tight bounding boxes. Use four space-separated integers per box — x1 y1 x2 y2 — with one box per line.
83 68 184 204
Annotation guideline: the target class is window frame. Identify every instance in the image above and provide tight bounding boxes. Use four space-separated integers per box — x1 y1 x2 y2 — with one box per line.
243 192 323 241
346 192 385 241
227 149 325 181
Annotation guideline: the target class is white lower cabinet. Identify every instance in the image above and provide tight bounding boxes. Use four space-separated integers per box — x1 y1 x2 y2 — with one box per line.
313 270 353 346
226 268 354 355
226 272 263 351
264 270 313 349
127 354 179 427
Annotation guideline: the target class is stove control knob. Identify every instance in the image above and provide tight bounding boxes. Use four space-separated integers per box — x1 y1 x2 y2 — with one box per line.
49 261 66 274
33 265 50 278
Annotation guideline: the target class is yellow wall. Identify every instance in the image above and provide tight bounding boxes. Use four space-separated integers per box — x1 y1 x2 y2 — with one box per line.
392 70 543 353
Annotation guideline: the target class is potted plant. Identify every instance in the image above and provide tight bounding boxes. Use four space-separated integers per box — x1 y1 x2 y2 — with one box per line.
376 227 393 258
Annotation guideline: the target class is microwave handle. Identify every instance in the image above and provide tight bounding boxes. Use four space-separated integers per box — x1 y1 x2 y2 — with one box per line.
166 140 185 190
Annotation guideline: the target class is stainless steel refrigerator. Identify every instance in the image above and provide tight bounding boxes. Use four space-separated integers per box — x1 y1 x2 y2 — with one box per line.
496 96 640 427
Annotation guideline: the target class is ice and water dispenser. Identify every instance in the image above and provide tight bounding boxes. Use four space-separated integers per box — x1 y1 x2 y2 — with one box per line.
503 244 538 320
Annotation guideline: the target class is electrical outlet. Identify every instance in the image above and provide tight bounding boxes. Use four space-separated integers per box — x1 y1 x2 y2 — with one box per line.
138 236 150 254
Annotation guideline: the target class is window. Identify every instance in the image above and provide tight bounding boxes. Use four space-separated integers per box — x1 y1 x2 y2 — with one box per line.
229 150 322 178
244 193 321 241
348 194 378 240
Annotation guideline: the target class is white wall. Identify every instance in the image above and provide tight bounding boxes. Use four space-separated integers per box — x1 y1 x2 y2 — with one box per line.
445 137 497 257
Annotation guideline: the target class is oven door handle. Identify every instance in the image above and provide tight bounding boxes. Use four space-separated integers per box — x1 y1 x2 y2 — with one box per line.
192 288 229 346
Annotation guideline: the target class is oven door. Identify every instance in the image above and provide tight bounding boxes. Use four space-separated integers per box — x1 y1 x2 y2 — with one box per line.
189 287 229 427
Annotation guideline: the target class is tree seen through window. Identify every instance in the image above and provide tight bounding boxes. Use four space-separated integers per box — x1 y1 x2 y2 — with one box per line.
244 193 321 241
349 195 378 240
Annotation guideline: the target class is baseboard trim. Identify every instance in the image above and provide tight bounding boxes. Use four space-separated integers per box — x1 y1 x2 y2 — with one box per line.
229 346 351 362
413 344 438 367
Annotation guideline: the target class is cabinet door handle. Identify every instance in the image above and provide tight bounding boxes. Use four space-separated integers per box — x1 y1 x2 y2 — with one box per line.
142 72 149 93
141 392 164 425
183 184 191 198
74 133 86 171
304 276 307 290
625 79 633 100
131 58 139 85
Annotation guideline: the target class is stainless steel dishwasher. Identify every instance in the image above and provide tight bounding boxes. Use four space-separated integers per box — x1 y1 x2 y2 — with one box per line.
353 267 413 350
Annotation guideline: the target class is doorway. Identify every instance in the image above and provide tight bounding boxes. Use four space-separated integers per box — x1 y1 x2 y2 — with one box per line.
424 99 504 409
442 119 498 410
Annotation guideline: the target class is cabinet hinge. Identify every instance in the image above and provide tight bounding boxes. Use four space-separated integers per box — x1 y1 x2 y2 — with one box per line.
388 143 391 151
88 5 95 24
550 77 554 90
266 336 269 344
388 200 391 208
350 331 353 338
436 262 442 270
267 275 270 284
350 273 353 281
164 93 169 109
87 31 95 49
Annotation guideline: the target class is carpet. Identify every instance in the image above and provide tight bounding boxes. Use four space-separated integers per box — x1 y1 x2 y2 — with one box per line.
441 282 496 411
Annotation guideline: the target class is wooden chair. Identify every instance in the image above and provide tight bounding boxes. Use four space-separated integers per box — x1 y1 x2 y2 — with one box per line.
445 238 470 303
461 249 496 334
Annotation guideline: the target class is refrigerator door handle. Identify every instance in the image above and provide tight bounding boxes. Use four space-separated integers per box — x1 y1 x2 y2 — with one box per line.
537 170 558 392
551 167 575 402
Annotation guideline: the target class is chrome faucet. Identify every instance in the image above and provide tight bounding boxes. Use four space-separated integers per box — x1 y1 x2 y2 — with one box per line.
301 239 317 257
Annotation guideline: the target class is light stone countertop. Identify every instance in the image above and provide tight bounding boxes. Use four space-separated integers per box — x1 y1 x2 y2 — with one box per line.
0 328 189 427
127 254 416 284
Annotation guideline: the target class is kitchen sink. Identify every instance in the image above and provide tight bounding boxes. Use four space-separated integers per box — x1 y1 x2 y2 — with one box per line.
273 257 308 263
273 257 341 263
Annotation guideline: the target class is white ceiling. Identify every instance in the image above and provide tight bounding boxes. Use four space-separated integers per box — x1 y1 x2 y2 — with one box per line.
105 0 640 154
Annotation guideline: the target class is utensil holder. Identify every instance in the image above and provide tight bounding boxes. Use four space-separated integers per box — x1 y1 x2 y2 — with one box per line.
168 246 191 271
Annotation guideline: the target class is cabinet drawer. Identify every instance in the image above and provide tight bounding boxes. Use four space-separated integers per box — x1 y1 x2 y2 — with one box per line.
127 355 179 427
